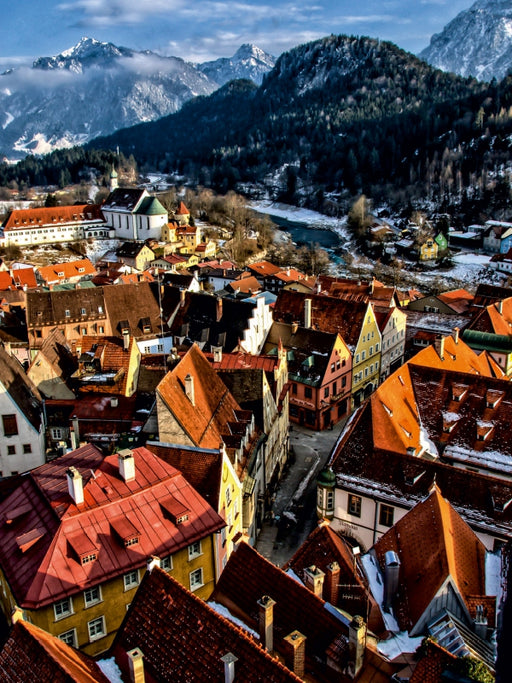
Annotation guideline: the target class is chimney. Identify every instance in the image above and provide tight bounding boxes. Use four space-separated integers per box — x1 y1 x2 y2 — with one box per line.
453 327 459 344
110 396 119 408
497 300 503 314
184 374 195 405
304 298 312 329
291 321 298 335
221 653 238 683
123 330 130 351
258 595 276 652
434 335 445 360
324 561 340 605
383 550 400 612
212 345 223 363
66 467 84 505
127 648 145 683
216 297 223 322
283 630 306 679
147 556 160 572
11 607 24 624
347 615 366 679
118 449 136 482
303 565 325 597
180 289 186 306
473 604 488 640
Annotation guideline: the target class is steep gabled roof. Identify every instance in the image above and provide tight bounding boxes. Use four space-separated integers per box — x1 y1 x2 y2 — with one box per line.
272 290 370 347
102 281 162 338
0 620 110 682
156 344 247 451
284 523 385 634
0 345 43 431
212 541 344 662
372 487 487 633
468 297 512 335
0 444 224 608
109 565 302 682
435 289 474 314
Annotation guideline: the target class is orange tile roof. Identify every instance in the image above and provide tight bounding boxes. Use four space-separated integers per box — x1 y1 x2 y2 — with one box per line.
156 344 250 451
176 201 190 215
37 259 97 285
437 288 474 314
229 275 261 294
0 444 224 608
3 204 104 232
469 297 512 335
11 266 37 289
247 260 282 277
110 565 302 682
0 620 110 682
0 271 14 290
373 486 487 633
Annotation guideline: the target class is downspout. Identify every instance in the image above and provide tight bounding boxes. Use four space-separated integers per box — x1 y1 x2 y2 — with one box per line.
373 498 379 545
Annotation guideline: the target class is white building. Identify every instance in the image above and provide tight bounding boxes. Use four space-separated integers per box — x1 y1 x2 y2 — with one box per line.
101 188 168 241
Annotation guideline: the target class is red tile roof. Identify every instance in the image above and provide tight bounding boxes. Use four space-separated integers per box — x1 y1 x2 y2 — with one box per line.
3 204 104 232
0 444 224 608
11 266 37 289
110 565 302 682
372 486 488 632
0 620 111 682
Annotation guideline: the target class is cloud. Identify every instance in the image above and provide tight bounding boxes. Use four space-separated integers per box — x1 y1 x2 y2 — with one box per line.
58 0 186 27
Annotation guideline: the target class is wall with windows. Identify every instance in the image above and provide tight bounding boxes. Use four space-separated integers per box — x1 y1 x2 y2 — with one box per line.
350 304 382 409
0 538 217 657
0 391 45 478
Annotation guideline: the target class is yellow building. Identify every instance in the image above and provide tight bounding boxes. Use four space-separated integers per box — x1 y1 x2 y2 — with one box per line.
0 444 224 656
419 238 439 261
350 302 382 407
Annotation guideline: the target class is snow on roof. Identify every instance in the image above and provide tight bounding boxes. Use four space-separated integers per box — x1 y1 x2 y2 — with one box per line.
360 553 399 633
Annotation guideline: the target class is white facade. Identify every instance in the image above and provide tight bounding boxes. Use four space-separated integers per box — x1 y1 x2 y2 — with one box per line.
379 308 407 382
0 386 45 477
241 294 274 354
2 220 111 247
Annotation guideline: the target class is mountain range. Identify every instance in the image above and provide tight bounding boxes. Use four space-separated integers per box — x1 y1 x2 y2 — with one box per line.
420 0 512 81
0 38 275 159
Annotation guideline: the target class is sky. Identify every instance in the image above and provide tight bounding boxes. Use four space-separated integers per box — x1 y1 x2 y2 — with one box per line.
0 0 475 66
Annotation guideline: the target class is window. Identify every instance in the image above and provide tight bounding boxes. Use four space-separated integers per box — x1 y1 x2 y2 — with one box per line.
161 555 173 571
123 570 139 590
98 306 104 314
58 629 76 647
362 350 366 360
348 494 362 517
379 504 394 527
292 383 297 395
304 386 312 399
188 541 202 560
87 616 106 642
65 310 70 318
51 428 63 440
324 386 329 398
2 414 18 437
332 381 337 395
375 343 379 352
23 444 32 454
81 308 86 315
331 362 335 373
7 445 15 456
84 586 101 607
369 346 373 356
54 597 72 621
226 485 232 507
189 568 203 591
355 354 360 364
99 326 105 334
342 376 347 387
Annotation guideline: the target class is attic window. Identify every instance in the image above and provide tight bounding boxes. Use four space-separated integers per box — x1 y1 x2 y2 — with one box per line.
110 516 140 547
381 401 393 417
160 496 190 525
486 390 504 409
451 384 468 402
58 272 64 277
68 530 98 565
442 412 460 433
476 421 494 441
404 470 425 486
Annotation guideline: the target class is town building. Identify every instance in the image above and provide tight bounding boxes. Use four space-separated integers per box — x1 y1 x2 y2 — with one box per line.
36 258 97 288
101 188 168 241
0 444 224 655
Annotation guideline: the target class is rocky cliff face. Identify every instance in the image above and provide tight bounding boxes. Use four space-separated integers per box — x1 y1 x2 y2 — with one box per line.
420 0 512 81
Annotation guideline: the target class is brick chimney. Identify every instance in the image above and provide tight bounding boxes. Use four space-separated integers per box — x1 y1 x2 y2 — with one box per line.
258 595 276 652
123 330 130 351
118 449 136 482
212 345 223 363
324 561 340 605
184 374 195 405
127 648 145 683
283 630 306 678
347 615 366 679
221 652 238 683
303 565 325 597
66 466 84 505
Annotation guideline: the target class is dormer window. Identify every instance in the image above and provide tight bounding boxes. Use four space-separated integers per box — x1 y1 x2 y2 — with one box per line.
476 421 494 441
486 390 504 409
451 383 468 402
58 271 64 277
110 516 140 548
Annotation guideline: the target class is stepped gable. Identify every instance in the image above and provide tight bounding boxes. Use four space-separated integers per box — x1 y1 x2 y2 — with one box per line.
212 540 343 662
109 565 301 682
146 441 223 510
0 619 110 682
372 486 488 633
273 289 368 346
170 290 256 351
0 444 224 609
284 522 385 634
102 280 161 338
0 344 43 432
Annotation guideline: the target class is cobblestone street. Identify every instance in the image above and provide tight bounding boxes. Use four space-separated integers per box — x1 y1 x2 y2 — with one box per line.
255 419 346 567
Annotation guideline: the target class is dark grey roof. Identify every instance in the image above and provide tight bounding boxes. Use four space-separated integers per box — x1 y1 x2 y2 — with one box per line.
0 345 43 431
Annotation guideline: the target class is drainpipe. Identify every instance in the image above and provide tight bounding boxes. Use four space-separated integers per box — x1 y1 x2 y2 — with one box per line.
373 498 379 545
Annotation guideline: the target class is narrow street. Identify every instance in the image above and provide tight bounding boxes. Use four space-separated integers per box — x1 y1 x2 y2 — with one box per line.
255 419 346 567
